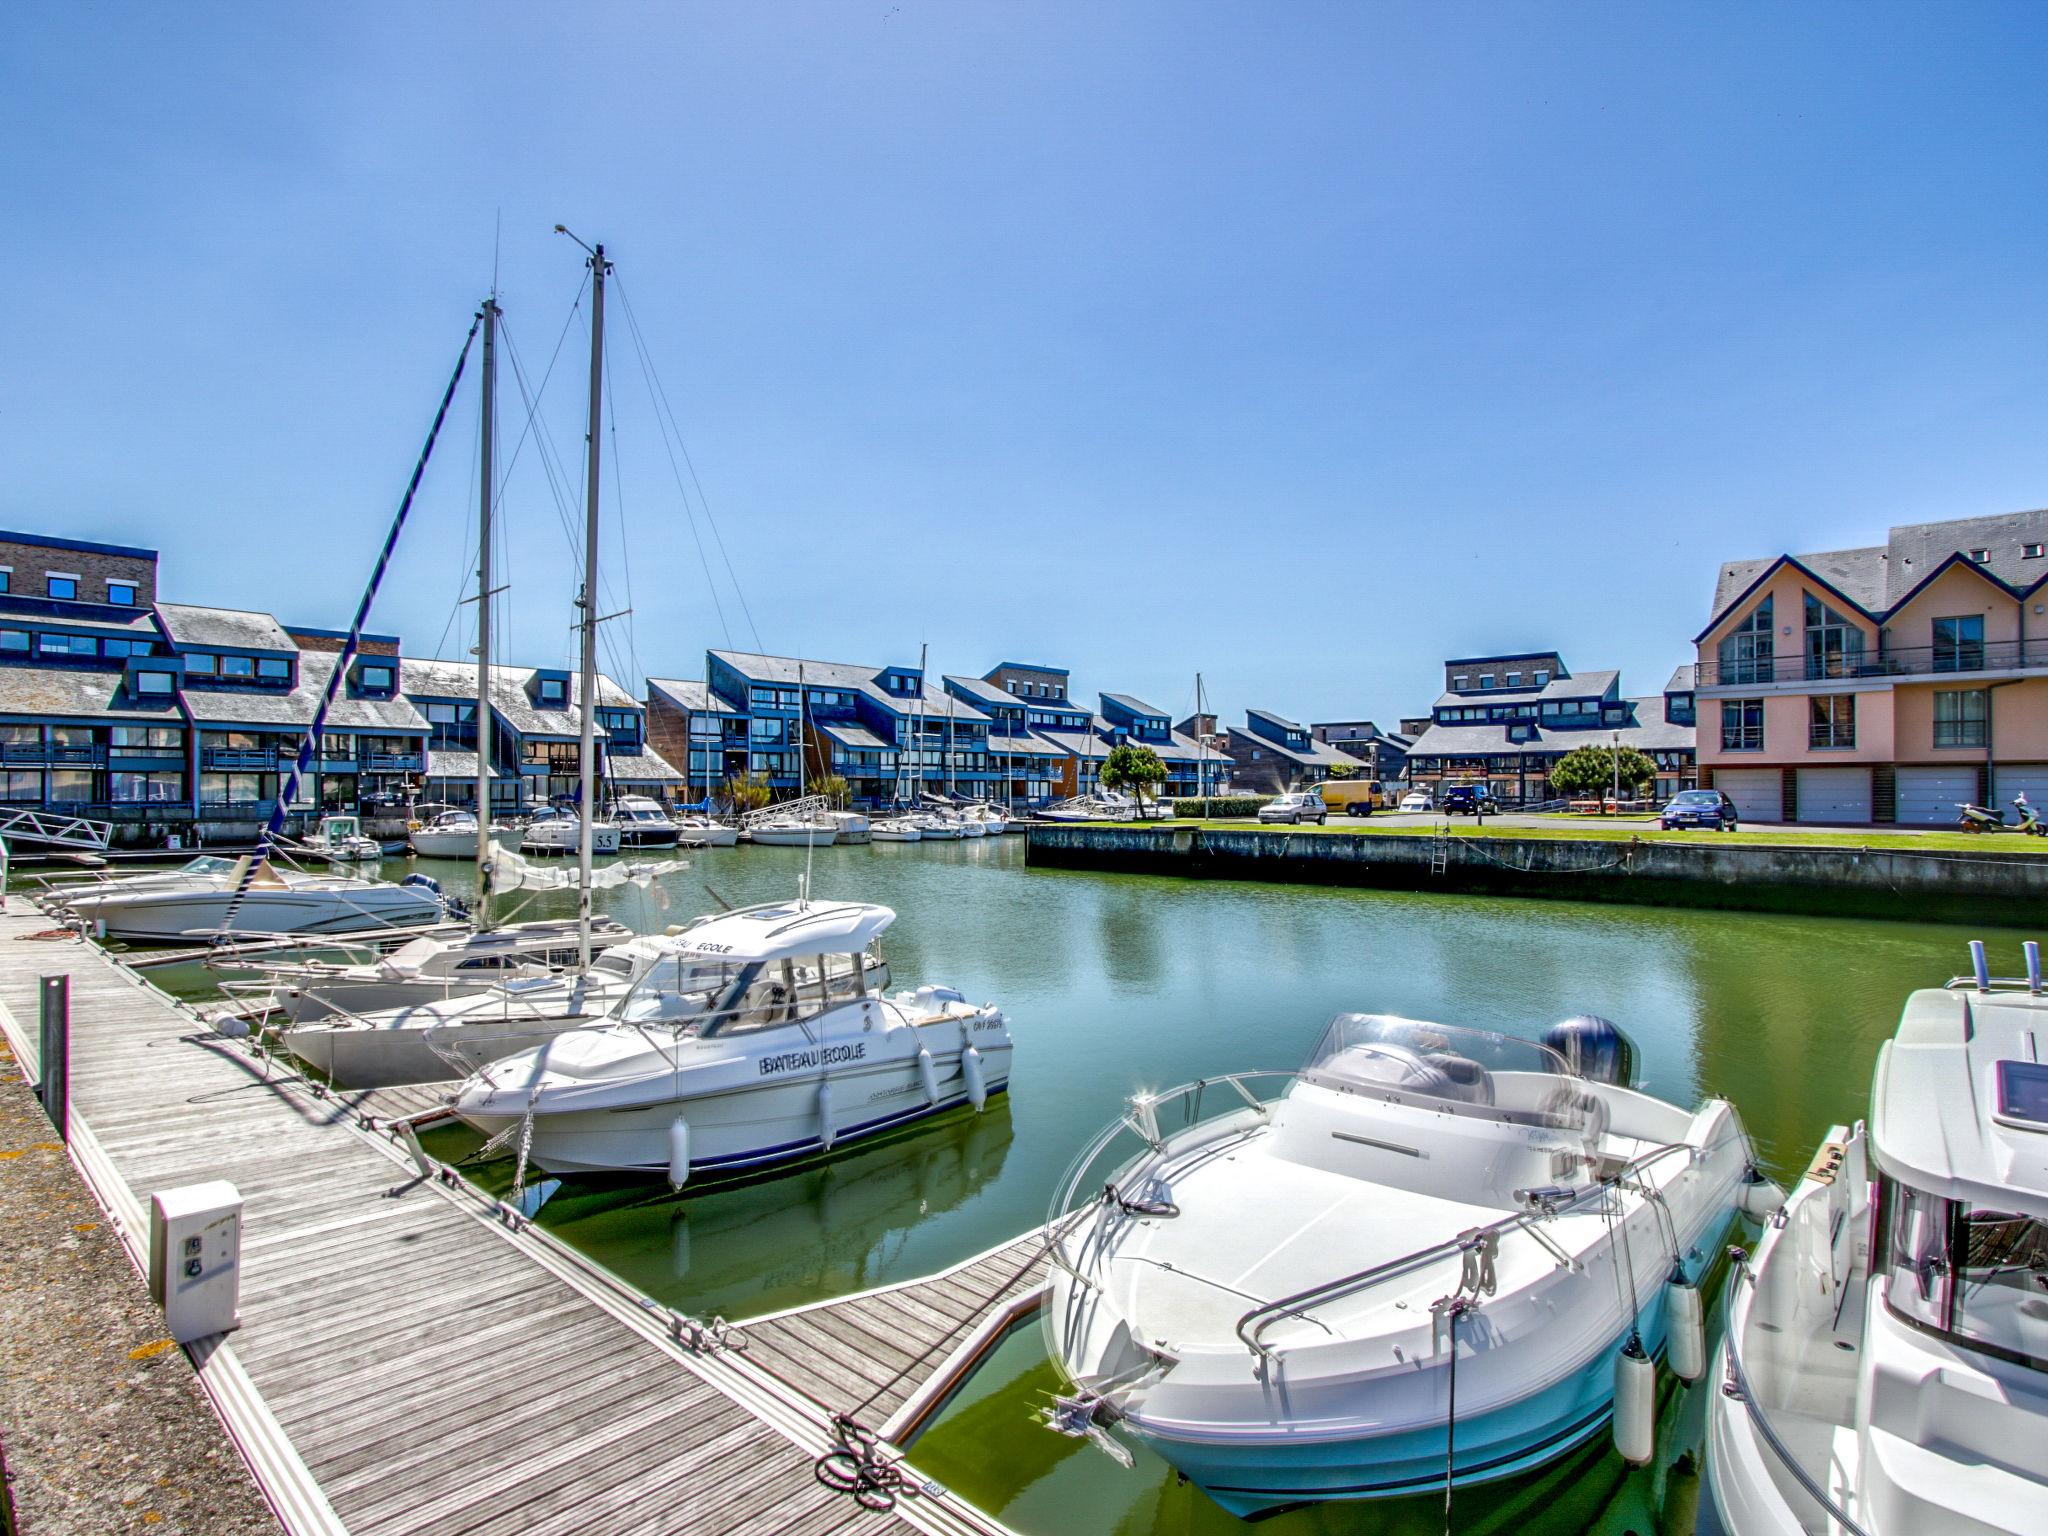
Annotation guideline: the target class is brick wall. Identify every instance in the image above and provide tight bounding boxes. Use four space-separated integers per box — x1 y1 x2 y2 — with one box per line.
0 536 157 606
287 630 401 657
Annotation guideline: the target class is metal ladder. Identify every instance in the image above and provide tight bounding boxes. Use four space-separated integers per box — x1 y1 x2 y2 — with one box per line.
1429 821 1451 875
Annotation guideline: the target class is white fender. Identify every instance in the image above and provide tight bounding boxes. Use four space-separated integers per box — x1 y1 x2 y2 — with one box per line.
961 1045 988 1112
818 1078 836 1150
1613 1341 1655 1465
1739 1175 1786 1222
667 1115 691 1191
916 1045 939 1105
1665 1271 1705 1382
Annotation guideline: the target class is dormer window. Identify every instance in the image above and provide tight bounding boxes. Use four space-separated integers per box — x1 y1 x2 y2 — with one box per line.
46 574 78 600
1479 676 1496 690
0 568 10 594
1969 548 1990 563
2027 543 2045 559
537 677 567 706
1534 669 1550 685
357 663 394 694
107 580 138 606
132 670 175 696
1506 672 1521 686
257 658 291 682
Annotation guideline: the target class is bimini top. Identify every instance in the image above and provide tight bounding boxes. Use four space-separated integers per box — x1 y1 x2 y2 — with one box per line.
670 901 896 965
1873 982 2048 1219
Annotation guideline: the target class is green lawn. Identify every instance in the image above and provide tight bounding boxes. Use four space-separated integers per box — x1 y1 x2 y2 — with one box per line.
1071 819 2048 855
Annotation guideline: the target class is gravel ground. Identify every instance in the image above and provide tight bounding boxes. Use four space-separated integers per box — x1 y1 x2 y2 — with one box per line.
0 1038 280 1536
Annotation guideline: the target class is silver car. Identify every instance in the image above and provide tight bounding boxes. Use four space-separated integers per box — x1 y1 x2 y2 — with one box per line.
1257 791 1328 825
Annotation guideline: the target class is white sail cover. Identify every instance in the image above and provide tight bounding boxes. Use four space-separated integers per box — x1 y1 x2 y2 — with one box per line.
483 841 685 902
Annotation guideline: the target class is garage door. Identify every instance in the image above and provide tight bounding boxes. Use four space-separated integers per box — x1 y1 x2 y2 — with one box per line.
1713 769 1781 824
1896 766 1979 826
1994 765 2048 812
1795 766 1872 824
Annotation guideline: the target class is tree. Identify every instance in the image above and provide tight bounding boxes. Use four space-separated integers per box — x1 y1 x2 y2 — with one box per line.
807 773 850 806
723 772 774 813
1547 745 1657 800
1099 742 1168 812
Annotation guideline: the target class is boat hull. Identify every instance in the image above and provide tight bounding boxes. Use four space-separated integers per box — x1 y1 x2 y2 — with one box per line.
409 829 479 859
283 1010 598 1089
674 825 740 847
521 824 624 855
79 886 442 941
748 827 838 847
614 825 681 848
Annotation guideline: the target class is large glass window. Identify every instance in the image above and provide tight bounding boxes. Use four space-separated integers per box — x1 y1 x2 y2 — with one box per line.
36 633 99 658
1718 595 1775 685
690 714 722 739
200 772 275 806
1932 616 1986 673
111 772 184 803
1934 689 1988 748
1808 694 1856 749
750 717 784 743
219 655 254 678
257 657 292 681
1721 699 1764 751
0 770 39 802
110 725 184 755
0 629 26 653
1883 1178 1952 1331
47 768 94 802
1804 593 1866 680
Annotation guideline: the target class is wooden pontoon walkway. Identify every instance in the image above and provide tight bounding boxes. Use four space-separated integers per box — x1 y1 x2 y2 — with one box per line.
0 902 1025 1536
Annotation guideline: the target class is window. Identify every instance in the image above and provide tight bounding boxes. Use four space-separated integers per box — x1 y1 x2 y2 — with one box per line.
1452 676 1468 691
1933 689 1988 748
0 629 27 653
219 655 254 678
0 569 9 593
0 770 38 803
1506 672 1521 686
1718 595 1775 685
131 671 175 696
689 713 722 740
257 657 291 681
111 772 184 804
1479 676 1496 690
1804 593 1865 680
356 662 393 692
1721 699 1764 751
750 717 784 743
184 652 217 675
1006 680 1017 694
107 580 137 606
1932 615 1985 673
46 574 78 599
1533 669 1550 686
2027 543 2045 559
1808 694 1856 749
110 725 184 751
1879 1174 2048 1369
537 678 567 705
1968 548 1990 563
100 638 155 658
36 633 98 658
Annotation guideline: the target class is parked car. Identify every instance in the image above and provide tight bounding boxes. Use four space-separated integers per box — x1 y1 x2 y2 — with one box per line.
1319 779 1389 818
1441 784 1499 816
1397 789 1433 813
1257 791 1329 825
1659 789 1739 831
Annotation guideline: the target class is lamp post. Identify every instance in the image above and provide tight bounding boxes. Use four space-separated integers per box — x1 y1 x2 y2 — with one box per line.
1611 730 1621 808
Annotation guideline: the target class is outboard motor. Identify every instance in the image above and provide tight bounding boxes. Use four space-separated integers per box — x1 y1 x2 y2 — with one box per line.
1541 1014 1636 1087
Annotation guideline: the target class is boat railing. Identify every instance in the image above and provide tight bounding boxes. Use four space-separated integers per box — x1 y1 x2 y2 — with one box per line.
1718 1247 1871 1536
1232 1137 1702 1361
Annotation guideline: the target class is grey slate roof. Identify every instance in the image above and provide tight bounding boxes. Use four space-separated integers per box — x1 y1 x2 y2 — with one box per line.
941 674 1018 709
816 721 894 753
1228 726 1365 770
0 666 180 722
707 650 993 726
1101 692 1167 719
605 747 684 783
1664 664 1698 694
420 751 517 783
400 657 636 738
183 654 429 732
1432 670 1619 710
156 603 296 654
645 678 743 716
1407 697 1694 760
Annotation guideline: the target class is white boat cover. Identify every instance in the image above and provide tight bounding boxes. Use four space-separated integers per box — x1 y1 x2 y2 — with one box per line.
483 841 685 900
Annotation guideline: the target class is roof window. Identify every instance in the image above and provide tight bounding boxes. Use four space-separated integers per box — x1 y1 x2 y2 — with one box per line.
2026 543 2045 559
1969 548 1990 563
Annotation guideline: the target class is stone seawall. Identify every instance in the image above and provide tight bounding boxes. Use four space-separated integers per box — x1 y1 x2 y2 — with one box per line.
1025 825 2048 926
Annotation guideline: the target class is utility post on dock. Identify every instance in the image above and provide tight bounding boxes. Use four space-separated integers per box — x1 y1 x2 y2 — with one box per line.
36 973 68 1140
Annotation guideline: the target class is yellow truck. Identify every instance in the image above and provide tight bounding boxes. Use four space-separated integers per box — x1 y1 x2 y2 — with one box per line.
1316 779 1390 818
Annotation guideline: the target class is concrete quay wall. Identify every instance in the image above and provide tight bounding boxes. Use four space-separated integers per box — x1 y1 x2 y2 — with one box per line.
1025 824 2048 926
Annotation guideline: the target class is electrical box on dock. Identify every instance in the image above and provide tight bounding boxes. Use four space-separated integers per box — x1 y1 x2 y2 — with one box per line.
148 1181 243 1343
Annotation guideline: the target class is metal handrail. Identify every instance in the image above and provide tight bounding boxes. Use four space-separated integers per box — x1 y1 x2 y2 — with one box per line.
1698 638 2048 689
1719 1248 1872 1536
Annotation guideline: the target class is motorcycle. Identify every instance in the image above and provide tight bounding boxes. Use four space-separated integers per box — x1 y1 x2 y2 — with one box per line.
1957 793 2042 834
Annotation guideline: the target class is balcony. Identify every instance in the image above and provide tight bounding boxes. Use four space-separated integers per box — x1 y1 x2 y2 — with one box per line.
365 752 425 772
1696 639 2048 690
2 742 105 765
201 747 279 771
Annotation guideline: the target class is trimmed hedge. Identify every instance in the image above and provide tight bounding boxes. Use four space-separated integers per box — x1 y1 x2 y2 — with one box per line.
1172 796 1274 819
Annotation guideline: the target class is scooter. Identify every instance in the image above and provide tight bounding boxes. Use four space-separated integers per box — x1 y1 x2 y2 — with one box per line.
1957 793 2042 834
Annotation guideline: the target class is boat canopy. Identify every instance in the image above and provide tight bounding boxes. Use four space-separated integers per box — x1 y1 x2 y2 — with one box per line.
1300 1014 1576 1111
670 901 894 964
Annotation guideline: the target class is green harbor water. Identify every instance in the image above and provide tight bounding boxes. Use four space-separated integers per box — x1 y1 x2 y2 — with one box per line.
127 836 2040 1534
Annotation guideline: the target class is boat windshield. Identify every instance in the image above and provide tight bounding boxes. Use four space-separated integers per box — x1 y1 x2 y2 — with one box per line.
1881 1174 2048 1369
181 856 237 876
1300 1013 1576 1109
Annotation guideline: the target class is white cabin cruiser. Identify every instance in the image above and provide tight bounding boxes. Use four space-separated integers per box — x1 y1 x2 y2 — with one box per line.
521 807 622 856
55 860 448 942
232 915 635 1024
609 795 682 848
1708 941 2048 1536
870 818 923 843
672 815 740 848
311 813 383 863
747 815 838 847
410 808 497 860
453 900 1009 1180
908 813 963 841
828 810 873 845
1045 1013 1753 1517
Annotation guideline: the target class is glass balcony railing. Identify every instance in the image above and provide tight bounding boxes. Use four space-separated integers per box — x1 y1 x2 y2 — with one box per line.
1697 639 2046 688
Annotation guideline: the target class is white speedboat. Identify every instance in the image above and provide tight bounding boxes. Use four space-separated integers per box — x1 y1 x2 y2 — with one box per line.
521 807 623 856
410 808 496 860
870 818 923 843
452 900 1009 1180
1037 792 1137 823
672 815 740 848
969 805 1009 835
828 810 873 845
609 795 682 848
38 854 244 914
1045 1013 1755 1517
61 863 449 942
1707 940 2048 1536
748 816 838 847
231 915 635 1023
311 813 384 863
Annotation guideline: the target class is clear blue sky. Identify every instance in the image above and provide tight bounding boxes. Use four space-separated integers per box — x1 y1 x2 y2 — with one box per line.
5 3 2045 730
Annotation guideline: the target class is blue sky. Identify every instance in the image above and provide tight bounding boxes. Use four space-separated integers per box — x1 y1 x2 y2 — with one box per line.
5 3 2045 730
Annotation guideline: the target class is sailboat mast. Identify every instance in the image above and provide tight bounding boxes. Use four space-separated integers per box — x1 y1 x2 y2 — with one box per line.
576 242 609 969
1194 671 1206 801
914 641 928 805
474 297 498 926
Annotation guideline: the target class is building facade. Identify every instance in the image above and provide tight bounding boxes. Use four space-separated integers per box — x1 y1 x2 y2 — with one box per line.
1221 710 1366 793
1694 509 2048 825
1401 652 1696 805
1310 720 1413 783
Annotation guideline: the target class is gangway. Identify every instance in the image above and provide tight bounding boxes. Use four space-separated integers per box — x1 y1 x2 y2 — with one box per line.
739 793 833 829
0 808 113 853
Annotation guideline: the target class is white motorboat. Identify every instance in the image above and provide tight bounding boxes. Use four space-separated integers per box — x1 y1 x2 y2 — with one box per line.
1045 1012 1754 1517
609 795 682 849
231 915 635 1024
410 808 496 860
452 900 1009 1180
909 813 963 841
37 854 244 915
870 818 923 843
1037 792 1137 823
311 813 384 863
672 815 740 848
522 807 623 856
748 816 838 847
969 804 1009 835
1707 940 2048 1536
828 810 872 845
61 862 449 942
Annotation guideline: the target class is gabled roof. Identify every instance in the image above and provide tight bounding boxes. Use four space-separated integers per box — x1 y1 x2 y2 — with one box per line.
399 657 635 737
942 674 1020 709
645 677 744 716
1227 725 1364 770
1246 707 1308 733
156 603 296 654
0 666 180 723
183 653 429 732
1433 670 1618 709
1664 664 1697 694
1101 692 1167 719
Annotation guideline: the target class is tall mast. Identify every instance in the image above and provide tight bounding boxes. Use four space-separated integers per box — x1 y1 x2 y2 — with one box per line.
914 642 928 804
474 296 498 926
575 240 610 969
1194 671 1206 799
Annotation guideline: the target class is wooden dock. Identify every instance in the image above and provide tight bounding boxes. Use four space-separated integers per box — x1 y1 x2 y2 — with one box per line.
0 901 1030 1536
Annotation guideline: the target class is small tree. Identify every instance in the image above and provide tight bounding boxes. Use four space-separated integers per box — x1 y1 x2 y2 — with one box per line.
807 772 850 807
723 772 774 813
1548 745 1657 800
1099 742 1168 813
